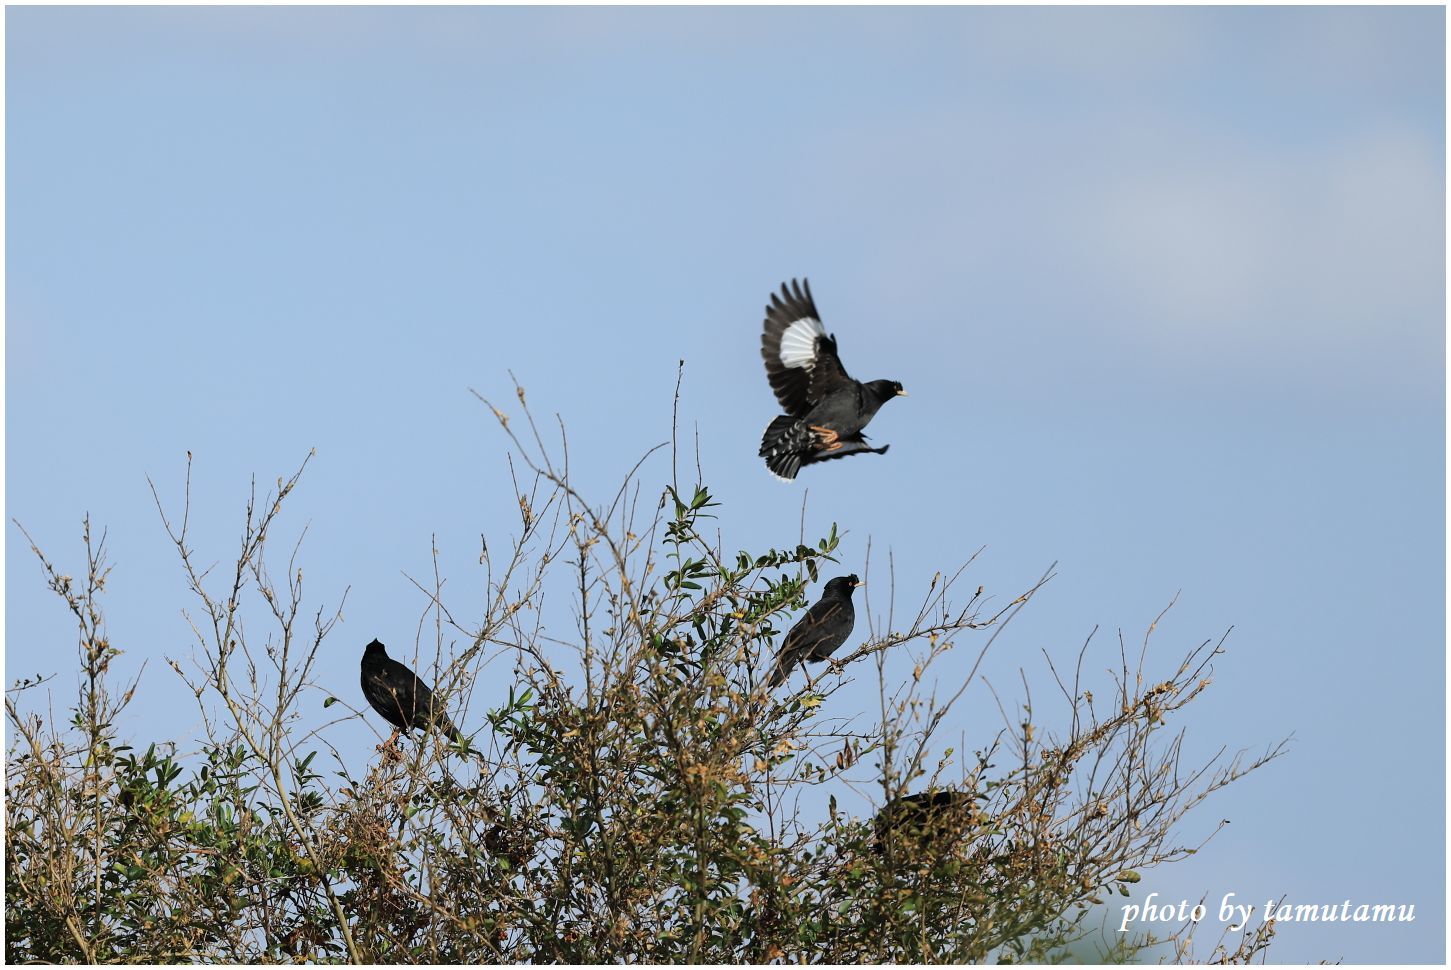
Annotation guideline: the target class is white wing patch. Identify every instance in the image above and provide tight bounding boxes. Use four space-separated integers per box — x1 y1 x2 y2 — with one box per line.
778 317 826 369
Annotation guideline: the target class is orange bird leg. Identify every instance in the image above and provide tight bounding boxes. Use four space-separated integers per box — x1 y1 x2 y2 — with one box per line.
809 425 843 450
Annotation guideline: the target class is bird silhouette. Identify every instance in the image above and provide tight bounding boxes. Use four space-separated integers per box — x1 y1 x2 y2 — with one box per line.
872 790 980 854
766 575 862 688
758 278 906 480
359 639 465 746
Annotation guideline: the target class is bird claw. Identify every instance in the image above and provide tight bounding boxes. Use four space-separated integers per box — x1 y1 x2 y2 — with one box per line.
809 425 842 449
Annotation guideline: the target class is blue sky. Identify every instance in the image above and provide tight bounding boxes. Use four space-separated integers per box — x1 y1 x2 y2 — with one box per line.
6 6 1444 962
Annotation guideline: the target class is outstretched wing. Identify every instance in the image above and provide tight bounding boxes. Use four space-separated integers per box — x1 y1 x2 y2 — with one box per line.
760 278 853 416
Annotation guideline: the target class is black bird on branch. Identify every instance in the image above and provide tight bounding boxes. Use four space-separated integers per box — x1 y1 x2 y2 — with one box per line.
765 575 862 688
872 790 980 854
360 639 465 747
758 278 907 481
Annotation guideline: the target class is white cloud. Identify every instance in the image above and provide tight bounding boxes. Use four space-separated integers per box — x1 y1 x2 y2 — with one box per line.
1067 122 1443 359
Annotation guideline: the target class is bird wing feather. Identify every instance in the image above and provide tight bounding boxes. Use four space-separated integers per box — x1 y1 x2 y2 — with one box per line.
413 674 465 744
797 598 852 660
767 595 853 687
761 279 854 416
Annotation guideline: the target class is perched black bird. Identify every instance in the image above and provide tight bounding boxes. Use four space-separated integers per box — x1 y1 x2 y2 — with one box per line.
765 575 862 688
758 278 906 480
872 790 979 854
359 639 465 746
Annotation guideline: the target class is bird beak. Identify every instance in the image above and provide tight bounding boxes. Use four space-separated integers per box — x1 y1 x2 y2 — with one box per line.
852 580 866 588
895 388 908 397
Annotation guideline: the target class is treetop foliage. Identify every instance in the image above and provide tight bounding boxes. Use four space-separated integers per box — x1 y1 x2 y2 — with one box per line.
7 381 1286 963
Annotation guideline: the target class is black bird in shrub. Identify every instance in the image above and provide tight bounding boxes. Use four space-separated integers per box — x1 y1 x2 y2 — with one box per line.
360 639 465 746
765 575 862 688
872 790 980 854
758 278 906 481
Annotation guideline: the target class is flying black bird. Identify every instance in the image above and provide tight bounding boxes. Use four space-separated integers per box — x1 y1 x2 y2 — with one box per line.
360 639 465 746
758 278 906 480
765 575 862 688
872 790 980 854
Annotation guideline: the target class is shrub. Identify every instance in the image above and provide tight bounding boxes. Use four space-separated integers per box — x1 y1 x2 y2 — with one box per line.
6 385 1285 963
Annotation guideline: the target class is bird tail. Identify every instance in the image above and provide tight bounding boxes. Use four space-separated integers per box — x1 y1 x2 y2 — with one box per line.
432 712 466 748
759 415 811 481
765 453 802 482
765 652 796 688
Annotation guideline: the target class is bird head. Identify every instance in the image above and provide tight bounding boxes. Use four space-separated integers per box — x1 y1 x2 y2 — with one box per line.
865 379 907 403
825 575 864 597
364 638 388 659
